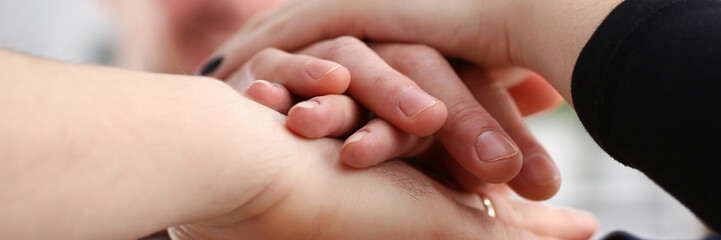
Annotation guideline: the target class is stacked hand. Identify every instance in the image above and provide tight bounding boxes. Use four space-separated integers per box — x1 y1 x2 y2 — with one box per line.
224 36 563 200
168 36 596 239
194 0 582 202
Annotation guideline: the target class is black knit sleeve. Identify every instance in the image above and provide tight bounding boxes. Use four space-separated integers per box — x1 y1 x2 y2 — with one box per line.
572 0 721 232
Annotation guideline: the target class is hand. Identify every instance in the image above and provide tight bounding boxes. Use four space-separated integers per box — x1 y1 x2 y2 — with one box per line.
217 48 596 240
195 0 623 103
222 36 561 200
157 98 557 239
170 159 596 239
197 0 513 79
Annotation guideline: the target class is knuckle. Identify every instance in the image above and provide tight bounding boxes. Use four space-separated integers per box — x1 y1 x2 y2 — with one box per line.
393 44 446 72
329 94 355 107
248 47 283 70
254 47 283 61
404 44 441 57
446 101 492 127
332 36 364 46
368 71 411 97
323 36 368 59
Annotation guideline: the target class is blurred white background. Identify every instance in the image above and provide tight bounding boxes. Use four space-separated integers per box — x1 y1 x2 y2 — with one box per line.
0 0 708 238
0 0 113 63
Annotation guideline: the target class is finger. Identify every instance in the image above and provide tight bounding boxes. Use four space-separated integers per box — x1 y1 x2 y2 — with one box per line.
443 152 489 192
506 72 564 116
314 160 557 240
449 201 561 240
341 118 433 168
297 36 447 137
372 43 522 184
485 192 598 240
226 48 351 98
243 80 293 114
488 67 534 89
460 67 561 200
286 94 364 138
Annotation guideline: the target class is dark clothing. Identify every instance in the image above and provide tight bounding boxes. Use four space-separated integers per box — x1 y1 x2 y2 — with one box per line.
601 231 721 240
572 0 721 232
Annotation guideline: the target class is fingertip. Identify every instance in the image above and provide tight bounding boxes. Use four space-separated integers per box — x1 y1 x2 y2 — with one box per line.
400 99 448 137
508 73 564 116
566 209 598 240
511 180 561 201
473 131 524 184
245 79 276 93
475 153 524 184
198 54 238 80
509 154 562 201
444 156 489 192
244 80 292 113
341 130 379 168
441 129 524 185
196 56 224 76
302 59 350 96
341 118 424 169
287 100 326 138
312 62 351 94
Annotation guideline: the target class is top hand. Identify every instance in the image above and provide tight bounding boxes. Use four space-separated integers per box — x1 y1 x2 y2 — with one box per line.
198 0 513 78
196 0 622 103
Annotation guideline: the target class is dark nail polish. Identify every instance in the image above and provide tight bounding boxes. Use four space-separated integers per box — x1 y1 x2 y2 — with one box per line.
197 57 223 76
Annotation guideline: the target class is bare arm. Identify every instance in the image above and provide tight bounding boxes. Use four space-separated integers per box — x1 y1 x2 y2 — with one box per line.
0 50 287 239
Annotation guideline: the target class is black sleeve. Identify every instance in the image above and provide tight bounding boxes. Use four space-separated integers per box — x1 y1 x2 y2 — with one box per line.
572 0 721 232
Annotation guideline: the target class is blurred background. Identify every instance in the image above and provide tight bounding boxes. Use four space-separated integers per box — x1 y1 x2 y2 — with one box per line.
0 0 708 238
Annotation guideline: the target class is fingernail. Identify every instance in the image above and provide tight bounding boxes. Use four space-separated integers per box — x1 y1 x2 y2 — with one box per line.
197 57 223 76
475 131 519 162
251 80 275 88
519 154 560 185
398 87 437 117
343 131 368 148
291 100 319 110
306 59 341 80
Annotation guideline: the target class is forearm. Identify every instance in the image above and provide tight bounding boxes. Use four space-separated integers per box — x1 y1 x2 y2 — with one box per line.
0 50 284 239
505 0 623 104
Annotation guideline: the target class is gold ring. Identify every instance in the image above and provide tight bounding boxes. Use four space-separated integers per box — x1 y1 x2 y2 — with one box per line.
482 197 496 218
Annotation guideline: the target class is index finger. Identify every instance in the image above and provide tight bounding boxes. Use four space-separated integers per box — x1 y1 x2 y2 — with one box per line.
297 36 448 137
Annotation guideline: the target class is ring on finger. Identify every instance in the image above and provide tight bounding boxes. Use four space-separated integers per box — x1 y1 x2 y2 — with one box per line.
481 196 496 218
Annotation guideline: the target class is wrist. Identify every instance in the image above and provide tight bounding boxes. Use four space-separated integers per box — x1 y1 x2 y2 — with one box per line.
504 0 622 103
170 81 299 223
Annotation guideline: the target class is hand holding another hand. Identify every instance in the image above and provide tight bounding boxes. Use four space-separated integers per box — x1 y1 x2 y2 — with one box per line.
167 37 595 240
198 0 622 103
222 36 562 200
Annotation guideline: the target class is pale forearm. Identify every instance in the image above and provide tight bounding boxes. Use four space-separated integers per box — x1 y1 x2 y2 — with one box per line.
0 50 283 239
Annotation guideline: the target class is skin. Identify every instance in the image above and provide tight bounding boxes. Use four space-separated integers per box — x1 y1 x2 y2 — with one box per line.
0 50 595 239
111 0 566 199
224 36 562 200
201 0 625 103
169 40 597 240
0 0 596 238
0 50 289 239
108 0 282 72
191 0 625 191
245 39 562 200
